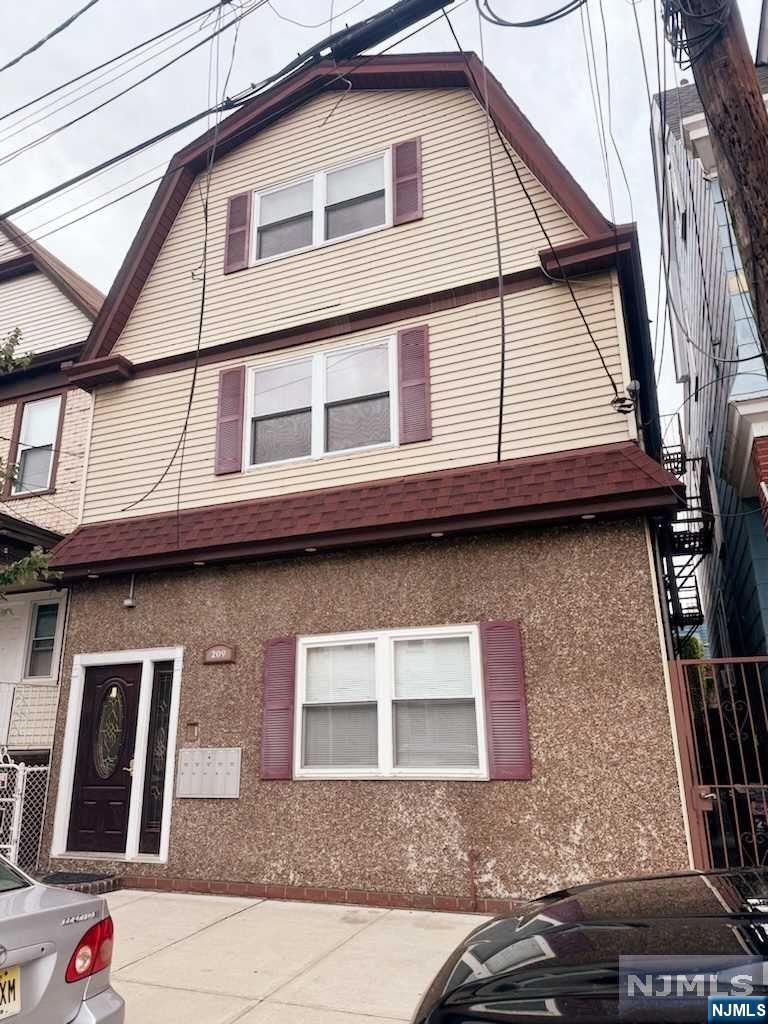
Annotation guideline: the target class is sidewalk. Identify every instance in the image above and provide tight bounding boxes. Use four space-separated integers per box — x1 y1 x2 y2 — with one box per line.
106 889 487 1023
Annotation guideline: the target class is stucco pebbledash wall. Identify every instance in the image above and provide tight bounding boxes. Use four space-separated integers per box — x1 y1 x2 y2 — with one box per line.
42 519 689 902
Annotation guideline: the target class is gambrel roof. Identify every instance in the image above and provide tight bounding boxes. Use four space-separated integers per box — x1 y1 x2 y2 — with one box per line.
79 52 612 363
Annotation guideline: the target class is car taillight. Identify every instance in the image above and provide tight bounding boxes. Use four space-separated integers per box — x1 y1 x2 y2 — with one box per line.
65 915 114 983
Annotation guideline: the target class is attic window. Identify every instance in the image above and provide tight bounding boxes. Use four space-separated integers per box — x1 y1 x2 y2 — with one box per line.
12 394 61 494
252 152 390 263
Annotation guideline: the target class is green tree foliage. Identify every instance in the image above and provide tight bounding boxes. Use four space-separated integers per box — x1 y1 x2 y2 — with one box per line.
0 328 31 375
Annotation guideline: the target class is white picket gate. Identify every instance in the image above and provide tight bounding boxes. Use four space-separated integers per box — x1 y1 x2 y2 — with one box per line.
0 751 49 872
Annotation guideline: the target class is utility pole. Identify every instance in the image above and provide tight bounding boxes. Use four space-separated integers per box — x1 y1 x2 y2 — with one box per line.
674 0 768 347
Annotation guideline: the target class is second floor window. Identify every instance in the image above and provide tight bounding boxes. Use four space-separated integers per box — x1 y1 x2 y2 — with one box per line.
248 340 394 466
13 395 61 494
254 152 389 262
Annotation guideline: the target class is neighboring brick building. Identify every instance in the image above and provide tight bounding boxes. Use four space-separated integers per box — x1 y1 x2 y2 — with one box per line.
0 219 102 762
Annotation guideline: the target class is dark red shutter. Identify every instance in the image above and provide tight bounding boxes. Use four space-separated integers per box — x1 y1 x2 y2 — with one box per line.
223 192 252 273
479 620 531 780
260 636 297 780
398 325 431 444
392 139 423 225
215 366 245 475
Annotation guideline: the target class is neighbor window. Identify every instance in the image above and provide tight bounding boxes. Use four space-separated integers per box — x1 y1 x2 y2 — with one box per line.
247 340 394 466
12 395 61 494
296 626 486 779
26 602 60 678
254 152 389 261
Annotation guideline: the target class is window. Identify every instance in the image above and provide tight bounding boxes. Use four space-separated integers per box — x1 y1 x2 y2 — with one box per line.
257 179 313 260
12 395 61 494
325 156 386 241
296 626 486 779
251 358 312 464
26 602 60 678
246 340 395 467
253 152 389 262
325 344 390 452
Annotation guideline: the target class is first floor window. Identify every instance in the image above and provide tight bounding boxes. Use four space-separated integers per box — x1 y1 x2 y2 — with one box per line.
27 602 60 678
13 395 61 494
297 627 485 779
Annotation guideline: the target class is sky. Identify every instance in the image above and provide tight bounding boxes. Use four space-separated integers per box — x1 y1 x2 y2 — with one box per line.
0 0 764 421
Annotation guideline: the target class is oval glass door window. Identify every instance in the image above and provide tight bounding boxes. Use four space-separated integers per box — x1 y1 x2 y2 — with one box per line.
93 682 126 780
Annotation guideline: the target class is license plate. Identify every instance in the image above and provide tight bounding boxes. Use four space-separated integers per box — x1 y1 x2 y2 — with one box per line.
0 966 20 1019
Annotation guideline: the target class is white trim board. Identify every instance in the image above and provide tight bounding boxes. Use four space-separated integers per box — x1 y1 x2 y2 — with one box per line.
51 647 184 864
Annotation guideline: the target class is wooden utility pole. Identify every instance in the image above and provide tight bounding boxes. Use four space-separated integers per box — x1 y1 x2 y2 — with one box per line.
679 0 768 347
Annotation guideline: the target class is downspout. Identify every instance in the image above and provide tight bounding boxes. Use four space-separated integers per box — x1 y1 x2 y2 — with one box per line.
757 0 768 66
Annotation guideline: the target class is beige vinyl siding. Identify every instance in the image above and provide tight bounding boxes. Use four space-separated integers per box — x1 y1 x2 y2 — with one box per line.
0 387 91 535
0 234 24 262
0 271 91 356
113 88 585 365
83 273 630 523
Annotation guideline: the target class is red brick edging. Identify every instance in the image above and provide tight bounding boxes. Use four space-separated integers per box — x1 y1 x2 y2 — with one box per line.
120 875 522 915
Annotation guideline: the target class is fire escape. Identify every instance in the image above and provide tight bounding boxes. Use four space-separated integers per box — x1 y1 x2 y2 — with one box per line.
658 440 714 655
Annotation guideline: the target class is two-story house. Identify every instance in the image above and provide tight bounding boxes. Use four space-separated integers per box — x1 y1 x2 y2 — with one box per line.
42 53 691 907
0 219 102 765
653 64 768 658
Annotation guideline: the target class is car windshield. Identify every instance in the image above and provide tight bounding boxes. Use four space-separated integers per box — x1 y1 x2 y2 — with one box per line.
0 859 28 893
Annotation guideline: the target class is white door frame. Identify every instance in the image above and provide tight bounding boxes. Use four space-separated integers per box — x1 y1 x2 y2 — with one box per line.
51 647 184 863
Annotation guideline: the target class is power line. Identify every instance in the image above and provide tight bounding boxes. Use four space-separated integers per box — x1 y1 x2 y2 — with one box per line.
267 0 367 28
0 0 268 168
0 0 103 75
443 10 623 405
596 0 634 222
475 4 507 462
114 0 469 516
476 0 587 29
0 15 213 146
0 0 232 126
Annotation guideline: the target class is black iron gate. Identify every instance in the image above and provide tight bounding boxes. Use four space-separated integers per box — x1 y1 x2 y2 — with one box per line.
670 658 768 869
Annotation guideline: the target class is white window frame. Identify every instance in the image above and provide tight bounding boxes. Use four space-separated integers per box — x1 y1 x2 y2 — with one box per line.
243 336 398 469
294 624 488 782
21 594 66 685
250 149 393 266
51 647 184 864
12 394 62 495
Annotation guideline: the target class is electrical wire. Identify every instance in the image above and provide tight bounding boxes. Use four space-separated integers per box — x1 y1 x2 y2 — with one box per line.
267 0 367 28
0 14 217 146
663 0 733 69
477 0 587 29
443 9 622 405
114 0 470 516
475 5 507 461
0 0 234 125
0 0 103 75
0 1 268 168
596 0 634 222
3 0 470 241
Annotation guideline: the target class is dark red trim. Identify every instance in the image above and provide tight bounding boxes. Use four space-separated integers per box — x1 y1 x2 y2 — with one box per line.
79 53 612 363
63 355 135 390
71 267 547 388
0 253 37 282
50 442 684 578
0 220 103 320
119 873 523 914
539 225 634 277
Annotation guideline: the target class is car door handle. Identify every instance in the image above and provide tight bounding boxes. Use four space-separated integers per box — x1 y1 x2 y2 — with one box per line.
122 759 134 776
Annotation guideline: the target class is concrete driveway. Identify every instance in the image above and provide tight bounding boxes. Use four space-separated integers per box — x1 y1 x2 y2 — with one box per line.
106 889 487 1023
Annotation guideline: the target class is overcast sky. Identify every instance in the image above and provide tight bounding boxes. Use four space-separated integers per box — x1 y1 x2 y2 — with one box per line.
0 0 764 419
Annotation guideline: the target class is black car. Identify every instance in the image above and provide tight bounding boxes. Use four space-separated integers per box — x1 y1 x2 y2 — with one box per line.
412 868 768 1022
